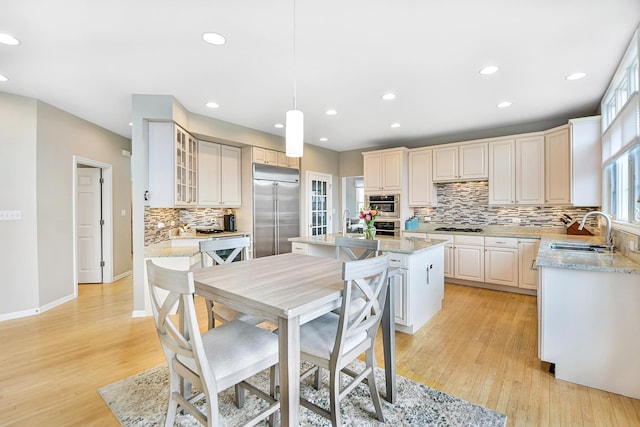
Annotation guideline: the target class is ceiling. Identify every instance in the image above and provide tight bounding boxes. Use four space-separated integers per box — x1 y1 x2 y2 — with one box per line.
1 1 639 152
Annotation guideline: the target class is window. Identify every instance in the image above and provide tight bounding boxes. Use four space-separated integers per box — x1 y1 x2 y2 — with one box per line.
604 145 640 225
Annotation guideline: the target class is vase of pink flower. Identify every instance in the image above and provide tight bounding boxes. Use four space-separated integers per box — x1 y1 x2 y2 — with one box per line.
359 205 378 239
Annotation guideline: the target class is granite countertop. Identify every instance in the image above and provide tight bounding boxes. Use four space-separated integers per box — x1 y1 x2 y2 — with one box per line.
145 241 200 258
536 236 640 274
289 233 448 255
170 229 251 239
414 224 640 275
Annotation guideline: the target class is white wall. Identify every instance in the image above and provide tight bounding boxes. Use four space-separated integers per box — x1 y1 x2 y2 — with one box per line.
0 91 132 319
0 92 39 316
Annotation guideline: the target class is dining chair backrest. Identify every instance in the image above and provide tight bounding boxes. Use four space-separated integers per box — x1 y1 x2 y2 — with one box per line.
146 259 216 391
200 236 250 267
334 236 380 261
336 254 390 356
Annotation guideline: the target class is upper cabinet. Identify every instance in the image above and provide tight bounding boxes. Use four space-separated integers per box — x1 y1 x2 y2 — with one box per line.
432 142 488 182
544 117 601 207
148 122 198 207
252 147 299 169
488 135 545 205
363 147 408 192
198 141 242 207
408 148 437 206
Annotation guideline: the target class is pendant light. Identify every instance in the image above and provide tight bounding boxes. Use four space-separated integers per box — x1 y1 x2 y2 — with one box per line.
286 0 303 157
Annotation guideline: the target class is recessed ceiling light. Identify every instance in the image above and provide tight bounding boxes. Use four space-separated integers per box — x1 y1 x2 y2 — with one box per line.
325 109 337 116
319 137 328 142
382 93 396 101
202 32 226 46
128 122 132 126
566 72 587 81
0 74 8 82
480 65 500 75
497 101 512 108
390 123 401 128
0 33 19 46
205 101 219 109
274 123 285 129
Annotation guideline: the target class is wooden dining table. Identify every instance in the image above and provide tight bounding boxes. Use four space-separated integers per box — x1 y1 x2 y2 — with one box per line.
191 252 397 427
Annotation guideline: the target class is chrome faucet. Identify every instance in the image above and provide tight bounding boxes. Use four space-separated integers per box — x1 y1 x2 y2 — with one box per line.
578 211 613 249
342 209 352 236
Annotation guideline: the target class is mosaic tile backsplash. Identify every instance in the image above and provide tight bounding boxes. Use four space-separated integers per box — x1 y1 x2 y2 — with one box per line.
144 207 229 246
413 181 600 228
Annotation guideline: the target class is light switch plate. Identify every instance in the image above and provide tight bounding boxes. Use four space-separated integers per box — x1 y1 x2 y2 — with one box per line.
0 210 21 220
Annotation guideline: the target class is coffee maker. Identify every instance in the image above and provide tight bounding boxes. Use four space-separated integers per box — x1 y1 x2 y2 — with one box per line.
223 211 236 232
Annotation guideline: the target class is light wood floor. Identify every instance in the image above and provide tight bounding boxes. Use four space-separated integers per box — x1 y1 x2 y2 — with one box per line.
0 277 638 426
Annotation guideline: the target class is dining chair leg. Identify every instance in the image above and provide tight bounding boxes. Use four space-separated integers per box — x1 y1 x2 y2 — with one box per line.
366 347 385 422
329 367 341 427
268 365 279 427
314 367 322 390
205 299 215 329
235 383 245 408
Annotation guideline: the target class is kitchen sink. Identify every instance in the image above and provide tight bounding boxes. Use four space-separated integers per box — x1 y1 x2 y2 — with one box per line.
549 242 613 253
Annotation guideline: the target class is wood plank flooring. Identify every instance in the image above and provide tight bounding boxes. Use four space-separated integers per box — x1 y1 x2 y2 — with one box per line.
0 277 638 426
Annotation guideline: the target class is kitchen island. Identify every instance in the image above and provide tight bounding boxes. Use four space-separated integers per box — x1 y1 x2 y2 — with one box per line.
536 237 640 399
289 233 448 334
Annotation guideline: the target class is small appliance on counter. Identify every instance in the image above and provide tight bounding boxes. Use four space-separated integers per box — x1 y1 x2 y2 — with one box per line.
405 217 419 230
223 211 236 232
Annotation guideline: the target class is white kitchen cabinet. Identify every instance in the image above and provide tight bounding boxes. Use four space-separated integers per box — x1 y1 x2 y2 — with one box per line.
489 135 544 205
198 142 241 207
518 238 539 290
429 234 454 278
453 234 484 282
408 148 437 206
388 247 444 334
544 126 571 205
277 151 300 169
432 142 488 182
363 148 407 192
148 122 198 207
484 237 519 287
252 147 298 169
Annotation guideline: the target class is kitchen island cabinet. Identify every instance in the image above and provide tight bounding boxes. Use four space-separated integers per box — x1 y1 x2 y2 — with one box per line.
536 241 640 399
289 234 446 334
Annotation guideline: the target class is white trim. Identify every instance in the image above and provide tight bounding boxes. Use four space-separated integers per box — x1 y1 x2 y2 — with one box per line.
131 310 149 318
113 270 133 282
39 293 76 313
0 293 76 322
72 156 114 295
305 171 333 237
613 221 640 236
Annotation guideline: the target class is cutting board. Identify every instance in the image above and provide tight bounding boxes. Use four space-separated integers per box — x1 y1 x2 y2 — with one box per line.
566 222 593 235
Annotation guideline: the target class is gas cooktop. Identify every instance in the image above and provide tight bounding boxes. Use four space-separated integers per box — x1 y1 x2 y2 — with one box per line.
196 228 226 234
434 227 484 233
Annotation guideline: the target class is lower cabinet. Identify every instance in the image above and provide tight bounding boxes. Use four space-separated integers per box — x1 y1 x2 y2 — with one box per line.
518 239 540 290
484 237 519 287
453 235 485 282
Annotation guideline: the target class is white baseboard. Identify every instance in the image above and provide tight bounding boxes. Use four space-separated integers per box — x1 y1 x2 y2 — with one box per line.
132 310 150 318
112 270 133 282
0 293 76 322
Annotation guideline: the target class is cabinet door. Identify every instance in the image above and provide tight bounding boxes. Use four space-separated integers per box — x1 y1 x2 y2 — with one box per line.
518 239 539 290
432 146 458 181
454 244 484 282
408 149 436 206
488 140 515 205
570 117 601 207
392 269 409 326
444 244 454 278
174 126 189 205
363 153 383 191
459 143 488 180
253 147 267 164
382 150 403 190
198 141 222 206
485 247 518 287
220 145 242 206
265 149 278 165
286 155 300 169
516 136 545 205
545 127 571 205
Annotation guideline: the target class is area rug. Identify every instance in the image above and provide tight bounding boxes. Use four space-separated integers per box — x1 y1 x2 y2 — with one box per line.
98 361 507 426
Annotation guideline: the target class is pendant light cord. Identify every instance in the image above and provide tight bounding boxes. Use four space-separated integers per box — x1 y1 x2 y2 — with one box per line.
292 0 297 110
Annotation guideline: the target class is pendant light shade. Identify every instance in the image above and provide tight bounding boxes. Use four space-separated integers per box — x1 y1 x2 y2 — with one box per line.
286 109 304 157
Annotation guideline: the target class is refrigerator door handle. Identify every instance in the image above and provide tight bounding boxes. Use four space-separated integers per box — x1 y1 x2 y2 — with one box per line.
273 182 279 254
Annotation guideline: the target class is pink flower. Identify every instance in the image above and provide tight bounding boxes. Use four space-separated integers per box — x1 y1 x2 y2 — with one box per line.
366 215 371 221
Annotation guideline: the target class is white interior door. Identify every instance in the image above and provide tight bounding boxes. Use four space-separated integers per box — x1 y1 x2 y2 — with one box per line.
306 172 332 237
77 167 103 283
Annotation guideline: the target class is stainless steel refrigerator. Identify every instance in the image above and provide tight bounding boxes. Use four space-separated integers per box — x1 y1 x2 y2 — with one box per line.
253 163 300 258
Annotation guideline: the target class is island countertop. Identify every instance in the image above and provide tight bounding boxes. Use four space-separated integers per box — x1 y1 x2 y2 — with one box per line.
289 233 448 255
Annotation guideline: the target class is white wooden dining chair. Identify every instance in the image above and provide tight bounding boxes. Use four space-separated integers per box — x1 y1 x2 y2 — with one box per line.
334 236 380 261
146 259 279 427
297 254 391 426
199 237 262 329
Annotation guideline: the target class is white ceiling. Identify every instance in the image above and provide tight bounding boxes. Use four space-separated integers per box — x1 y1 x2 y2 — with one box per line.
1 1 639 152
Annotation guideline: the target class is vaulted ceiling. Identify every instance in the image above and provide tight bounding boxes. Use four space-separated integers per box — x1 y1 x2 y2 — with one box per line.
1 1 639 151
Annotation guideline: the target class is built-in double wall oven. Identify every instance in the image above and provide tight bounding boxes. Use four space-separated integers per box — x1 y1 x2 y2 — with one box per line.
365 194 401 237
